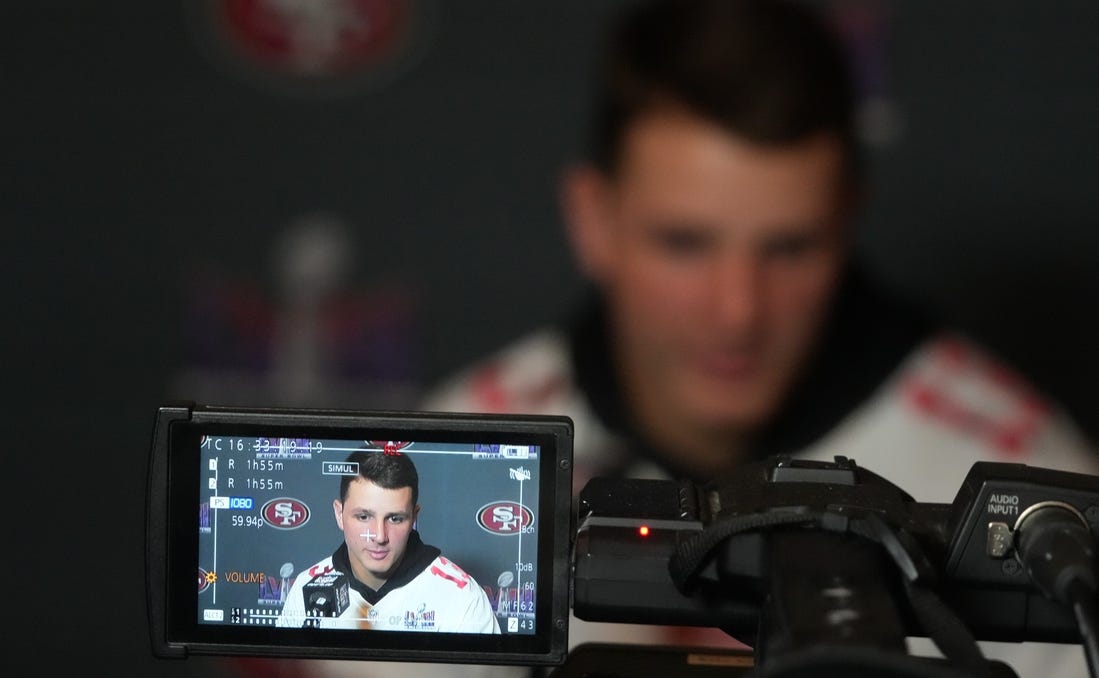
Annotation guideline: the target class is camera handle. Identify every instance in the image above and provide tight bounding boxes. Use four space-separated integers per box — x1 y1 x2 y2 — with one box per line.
672 508 1011 677
570 457 1099 677
747 528 1015 678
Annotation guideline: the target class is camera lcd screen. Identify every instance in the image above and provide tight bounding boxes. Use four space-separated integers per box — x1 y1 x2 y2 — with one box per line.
147 404 572 665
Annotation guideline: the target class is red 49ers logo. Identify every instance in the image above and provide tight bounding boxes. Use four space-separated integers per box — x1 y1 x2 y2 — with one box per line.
368 441 412 455
189 0 430 99
261 498 310 529
476 501 534 535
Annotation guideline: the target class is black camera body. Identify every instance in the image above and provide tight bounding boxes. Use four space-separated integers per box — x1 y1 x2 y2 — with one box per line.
573 455 1099 676
147 404 1099 676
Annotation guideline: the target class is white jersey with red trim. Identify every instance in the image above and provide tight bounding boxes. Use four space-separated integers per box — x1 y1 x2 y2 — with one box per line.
425 330 1096 499
277 555 500 633
792 334 1096 502
424 328 1099 678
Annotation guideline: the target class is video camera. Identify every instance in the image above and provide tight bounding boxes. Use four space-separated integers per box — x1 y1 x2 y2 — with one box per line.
146 403 1099 677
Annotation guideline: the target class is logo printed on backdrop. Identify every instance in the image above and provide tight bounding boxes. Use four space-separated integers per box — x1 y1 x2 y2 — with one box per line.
199 502 212 534
262 498 311 529
172 213 421 410
476 501 534 535
828 1 904 147
188 0 437 99
258 562 297 606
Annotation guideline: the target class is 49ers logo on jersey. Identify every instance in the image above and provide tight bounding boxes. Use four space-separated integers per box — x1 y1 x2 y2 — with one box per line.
476 501 534 535
262 498 310 529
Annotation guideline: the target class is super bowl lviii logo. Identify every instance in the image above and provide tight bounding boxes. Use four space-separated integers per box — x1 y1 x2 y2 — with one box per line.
258 562 297 607
476 501 534 535
262 498 311 529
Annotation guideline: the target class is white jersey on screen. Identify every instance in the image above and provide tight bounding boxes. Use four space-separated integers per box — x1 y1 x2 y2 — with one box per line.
277 554 500 634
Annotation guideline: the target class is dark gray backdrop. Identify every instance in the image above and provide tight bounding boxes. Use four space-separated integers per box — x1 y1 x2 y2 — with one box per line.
5 1 1097 675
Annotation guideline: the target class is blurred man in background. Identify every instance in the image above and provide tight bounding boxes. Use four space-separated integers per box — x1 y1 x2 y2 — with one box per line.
267 1 1095 677
432 0 1093 505
424 0 1097 676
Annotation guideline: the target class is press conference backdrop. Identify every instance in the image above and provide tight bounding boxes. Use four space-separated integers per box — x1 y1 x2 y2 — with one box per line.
5 1 1098 675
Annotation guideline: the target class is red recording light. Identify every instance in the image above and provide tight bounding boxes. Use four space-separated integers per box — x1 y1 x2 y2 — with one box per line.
638 525 650 537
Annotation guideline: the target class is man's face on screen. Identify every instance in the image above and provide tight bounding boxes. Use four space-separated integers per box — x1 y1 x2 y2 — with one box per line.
572 110 850 444
334 478 420 590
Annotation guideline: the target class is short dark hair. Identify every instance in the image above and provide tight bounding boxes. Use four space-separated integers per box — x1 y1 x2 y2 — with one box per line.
589 0 858 177
339 450 419 506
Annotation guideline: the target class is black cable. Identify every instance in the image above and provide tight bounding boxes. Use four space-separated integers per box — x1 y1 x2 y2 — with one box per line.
1066 579 1099 678
1013 506 1099 678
